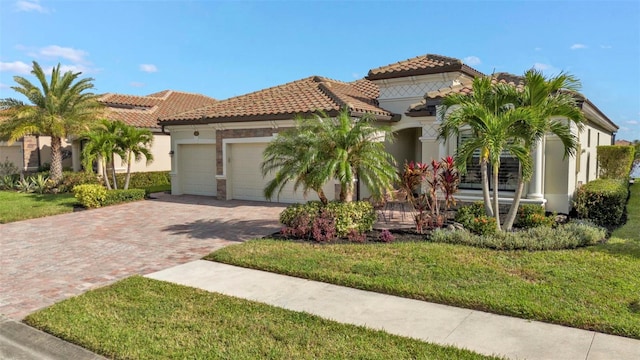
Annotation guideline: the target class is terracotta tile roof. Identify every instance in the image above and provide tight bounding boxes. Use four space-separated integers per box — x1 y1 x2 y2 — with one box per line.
159 76 395 124
366 54 484 80
99 90 217 129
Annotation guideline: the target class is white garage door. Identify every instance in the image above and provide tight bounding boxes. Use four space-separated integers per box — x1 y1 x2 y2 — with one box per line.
178 144 216 196
230 143 333 203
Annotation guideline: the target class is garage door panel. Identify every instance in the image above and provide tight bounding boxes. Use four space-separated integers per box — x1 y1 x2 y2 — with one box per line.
179 144 216 196
230 143 333 203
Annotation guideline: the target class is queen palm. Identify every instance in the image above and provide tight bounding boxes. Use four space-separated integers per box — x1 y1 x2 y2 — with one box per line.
262 108 398 203
501 70 584 230
0 61 102 182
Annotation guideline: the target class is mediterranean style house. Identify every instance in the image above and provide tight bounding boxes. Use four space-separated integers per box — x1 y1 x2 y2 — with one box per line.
159 54 618 213
0 90 216 174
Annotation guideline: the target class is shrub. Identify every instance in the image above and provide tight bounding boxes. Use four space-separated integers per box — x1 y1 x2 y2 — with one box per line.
16 178 34 193
0 174 19 190
379 229 395 243
73 184 107 208
30 174 52 194
347 229 367 243
597 145 635 179
280 201 375 239
311 210 337 242
455 202 497 236
324 201 376 236
0 158 19 177
574 178 628 227
102 189 146 206
114 171 171 189
429 220 605 251
59 171 101 193
515 204 555 228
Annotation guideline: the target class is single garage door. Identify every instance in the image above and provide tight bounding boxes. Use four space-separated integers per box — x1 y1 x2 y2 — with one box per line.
230 143 333 203
178 144 216 196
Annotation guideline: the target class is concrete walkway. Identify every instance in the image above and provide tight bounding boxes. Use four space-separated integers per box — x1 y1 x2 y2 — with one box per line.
147 260 640 360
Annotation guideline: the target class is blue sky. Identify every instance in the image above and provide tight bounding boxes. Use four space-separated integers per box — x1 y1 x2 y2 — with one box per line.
1 0 639 140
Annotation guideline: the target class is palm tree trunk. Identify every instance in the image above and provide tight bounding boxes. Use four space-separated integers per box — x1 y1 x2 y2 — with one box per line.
50 136 63 183
124 151 132 190
316 188 328 205
480 159 494 216
110 153 118 189
503 166 525 231
492 163 502 231
101 157 112 190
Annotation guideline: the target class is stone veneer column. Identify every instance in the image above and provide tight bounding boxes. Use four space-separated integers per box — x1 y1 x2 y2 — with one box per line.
527 140 544 199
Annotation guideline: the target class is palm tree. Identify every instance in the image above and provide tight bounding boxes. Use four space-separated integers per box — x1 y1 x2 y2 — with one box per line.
82 121 117 190
119 125 154 189
0 61 102 182
502 70 584 230
262 108 398 203
439 76 517 219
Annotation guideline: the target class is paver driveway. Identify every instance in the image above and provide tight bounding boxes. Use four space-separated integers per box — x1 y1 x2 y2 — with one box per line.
0 193 285 320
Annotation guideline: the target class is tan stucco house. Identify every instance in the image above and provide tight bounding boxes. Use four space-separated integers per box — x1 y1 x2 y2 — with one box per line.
158 54 618 214
0 90 216 174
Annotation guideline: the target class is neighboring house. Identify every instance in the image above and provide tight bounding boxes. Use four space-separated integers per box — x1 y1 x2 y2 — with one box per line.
159 53 618 213
0 90 216 174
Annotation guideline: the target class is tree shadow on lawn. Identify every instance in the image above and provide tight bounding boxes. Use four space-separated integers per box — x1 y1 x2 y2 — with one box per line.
162 218 281 242
587 238 640 259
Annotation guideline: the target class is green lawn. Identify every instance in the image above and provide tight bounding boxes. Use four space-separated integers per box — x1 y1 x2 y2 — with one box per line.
0 191 77 223
25 276 498 360
611 181 640 240
206 183 640 339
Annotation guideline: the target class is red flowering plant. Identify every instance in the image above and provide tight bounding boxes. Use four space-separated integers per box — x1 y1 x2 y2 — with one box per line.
400 157 460 233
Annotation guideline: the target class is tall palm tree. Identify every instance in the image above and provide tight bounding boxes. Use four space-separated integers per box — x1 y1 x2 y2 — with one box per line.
119 125 154 189
502 70 584 230
262 108 398 203
0 61 102 182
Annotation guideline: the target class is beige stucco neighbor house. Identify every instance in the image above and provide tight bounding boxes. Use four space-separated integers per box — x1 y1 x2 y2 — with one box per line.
0 90 216 174
159 54 618 214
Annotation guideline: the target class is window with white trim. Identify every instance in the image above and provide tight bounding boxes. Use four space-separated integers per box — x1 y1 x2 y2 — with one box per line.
457 132 519 191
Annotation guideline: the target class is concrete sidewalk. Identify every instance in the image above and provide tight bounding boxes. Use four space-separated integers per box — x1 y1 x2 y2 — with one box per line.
147 260 640 360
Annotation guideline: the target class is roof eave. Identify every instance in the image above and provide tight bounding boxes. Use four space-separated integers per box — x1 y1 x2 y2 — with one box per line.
366 64 484 81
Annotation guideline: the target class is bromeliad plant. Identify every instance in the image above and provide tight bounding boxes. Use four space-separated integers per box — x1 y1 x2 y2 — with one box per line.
401 157 460 233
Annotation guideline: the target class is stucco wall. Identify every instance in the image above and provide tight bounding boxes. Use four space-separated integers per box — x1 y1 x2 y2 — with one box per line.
111 133 171 173
0 142 22 173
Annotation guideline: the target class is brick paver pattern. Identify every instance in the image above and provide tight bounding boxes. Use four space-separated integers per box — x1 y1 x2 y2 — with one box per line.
0 194 285 320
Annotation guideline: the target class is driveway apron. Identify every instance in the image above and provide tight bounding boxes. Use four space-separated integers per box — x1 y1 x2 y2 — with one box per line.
0 193 284 320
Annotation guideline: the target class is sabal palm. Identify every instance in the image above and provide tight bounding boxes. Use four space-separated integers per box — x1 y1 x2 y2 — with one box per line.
262 108 398 203
119 125 154 189
502 70 584 230
0 61 102 182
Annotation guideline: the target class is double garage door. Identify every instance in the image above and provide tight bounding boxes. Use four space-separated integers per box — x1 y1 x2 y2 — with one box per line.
230 143 332 203
178 142 333 203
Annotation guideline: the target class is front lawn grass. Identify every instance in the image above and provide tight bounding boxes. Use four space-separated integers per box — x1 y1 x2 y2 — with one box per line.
207 181 640 339
24 276 497 360
0 191 77 223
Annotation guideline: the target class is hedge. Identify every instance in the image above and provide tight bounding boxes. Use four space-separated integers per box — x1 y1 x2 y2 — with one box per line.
73 184 145 208
574 178 628 227
597 145 635 179
114 171 170 189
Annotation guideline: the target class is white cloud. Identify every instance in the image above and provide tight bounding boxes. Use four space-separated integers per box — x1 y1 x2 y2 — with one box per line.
130 81 145 87
42 64 92 75
600 45 613 49
626 120 638 125
39 45 88 63
534 47 542 51
0 61 31 74
352 72 360 79
570 43 587 50
15 0 48 13
0 83 10 89
139 64 158 73
463 56 481 66
533 62 551 71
